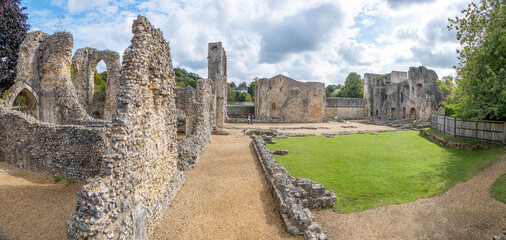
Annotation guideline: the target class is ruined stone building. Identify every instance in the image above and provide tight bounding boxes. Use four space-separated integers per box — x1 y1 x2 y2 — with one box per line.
208 42 227 128
72 47 120 120
0 15 221 239
254 74 326 122
364 66 444 121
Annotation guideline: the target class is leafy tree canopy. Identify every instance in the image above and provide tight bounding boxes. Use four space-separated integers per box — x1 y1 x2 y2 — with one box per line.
448 0 505 120
174 67 201 88
0 0 30 94
338 72 364 98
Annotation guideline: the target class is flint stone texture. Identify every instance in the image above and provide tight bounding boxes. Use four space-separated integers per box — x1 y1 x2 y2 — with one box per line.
271 149 288 155
67 16 185 240
419 129 496 151
208 42 227 128
255 75 325 122
72 47 121 121
252 135 336 239
9 31 91 124
0 103 105 181
176 79 214 170
325 98 366 119
364 66 444 122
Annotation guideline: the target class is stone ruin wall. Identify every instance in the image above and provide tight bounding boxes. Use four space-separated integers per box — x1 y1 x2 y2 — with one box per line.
255 75 325 122
176 79 214 170
0 103 105 182
12 31 91 124
67 16 185 239
325 98 366 119
72 47 121 120
364 66 444 122
208 42 227 128
175 86 197 135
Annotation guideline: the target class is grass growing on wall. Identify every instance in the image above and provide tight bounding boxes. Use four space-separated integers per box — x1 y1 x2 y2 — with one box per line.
266 131 502 213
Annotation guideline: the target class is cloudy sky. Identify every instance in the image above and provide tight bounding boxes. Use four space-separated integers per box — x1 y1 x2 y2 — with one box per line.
21 0 469 85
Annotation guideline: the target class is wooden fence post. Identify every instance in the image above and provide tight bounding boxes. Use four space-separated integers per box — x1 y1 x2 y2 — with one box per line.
503 122 506 144
454 117 457 137
443 116 446 134
475 121 478 140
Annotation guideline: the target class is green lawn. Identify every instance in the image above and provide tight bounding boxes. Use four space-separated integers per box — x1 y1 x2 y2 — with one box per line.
491 174 506 203
266 131 503 213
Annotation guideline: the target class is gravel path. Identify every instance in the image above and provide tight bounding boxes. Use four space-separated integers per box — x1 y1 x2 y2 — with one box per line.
152 133 298 239
314 151 506 240
0 162 82 240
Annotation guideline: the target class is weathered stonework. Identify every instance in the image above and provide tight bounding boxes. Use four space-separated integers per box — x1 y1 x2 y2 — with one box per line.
175 86 197 135
364 66 444 122
0 103 105 181
72 47 121 120
255 75 326 122
227 105 255 119
208 42 227 128
67 16 185 239
252 135 336 239
9 30 91 124
325 98 366 119
419 129 496 151
176 79 214 170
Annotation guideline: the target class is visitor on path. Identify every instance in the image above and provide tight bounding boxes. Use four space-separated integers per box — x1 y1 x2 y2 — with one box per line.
247 114 251 125
250 114 254 125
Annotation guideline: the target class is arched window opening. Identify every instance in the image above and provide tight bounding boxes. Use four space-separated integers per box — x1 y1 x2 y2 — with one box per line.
94 60 108 103
416 83 423 94
271 102 276 110
92 111 101 119
409 108 417 120
11 89 38 119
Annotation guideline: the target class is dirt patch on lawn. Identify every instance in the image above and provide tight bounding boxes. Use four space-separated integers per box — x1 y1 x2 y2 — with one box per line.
314 152 506 240
0 162 82 240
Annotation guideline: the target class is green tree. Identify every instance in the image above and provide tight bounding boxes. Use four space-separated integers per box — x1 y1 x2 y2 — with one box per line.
239 82 247 88
331 89 341 97
325 84 341 97
229 81 236 88
339 73 363 98
227 84 237 102
248 77 258 97
236 92 252 102
448 0 505 120
174 67 201 88
94 70 107 93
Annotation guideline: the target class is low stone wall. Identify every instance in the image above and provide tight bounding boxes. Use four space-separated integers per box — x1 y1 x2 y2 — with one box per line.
0 105 105 181
252 135 335 239
420 129 496 151
227 106 254 119
325 98 365 119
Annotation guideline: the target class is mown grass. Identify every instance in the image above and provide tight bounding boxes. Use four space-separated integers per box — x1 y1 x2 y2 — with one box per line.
426 128 503 147
266 131 503 213
491 174 506 204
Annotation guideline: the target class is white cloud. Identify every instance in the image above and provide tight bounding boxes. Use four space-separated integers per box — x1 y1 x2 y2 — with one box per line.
24 0 468 84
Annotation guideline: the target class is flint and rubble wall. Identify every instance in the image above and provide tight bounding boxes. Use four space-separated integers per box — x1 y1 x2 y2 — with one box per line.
67 16 185 240
227 106 254 118
251 135 335 239
177 79 213 170
325 98 366 119
0 104 105 181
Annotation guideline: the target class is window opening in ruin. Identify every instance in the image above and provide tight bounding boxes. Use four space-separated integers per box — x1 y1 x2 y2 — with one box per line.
376 110 378 116
384 94 388 100
280 86 284 92
271 102 276 110
401 92 404 102
92 111 101 119
94 60 107 101
403 107 406 118
416 83 423 94
410 107 417 119
404 85 410 98
390 108 396 119
11 89 38 119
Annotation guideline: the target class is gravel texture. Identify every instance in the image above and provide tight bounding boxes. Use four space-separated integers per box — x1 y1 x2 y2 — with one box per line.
152 133 300 239
314 152 506 240
0 162 82 240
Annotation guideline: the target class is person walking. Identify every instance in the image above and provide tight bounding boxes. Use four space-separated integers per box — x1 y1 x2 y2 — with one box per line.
250 114 254 125
247 114 251 125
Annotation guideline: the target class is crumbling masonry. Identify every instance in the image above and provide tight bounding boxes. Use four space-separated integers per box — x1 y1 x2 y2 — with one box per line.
208 42 227 128
72 47 121 120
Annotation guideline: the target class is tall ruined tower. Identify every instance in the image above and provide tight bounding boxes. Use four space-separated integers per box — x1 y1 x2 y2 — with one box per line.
208 42 227 128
